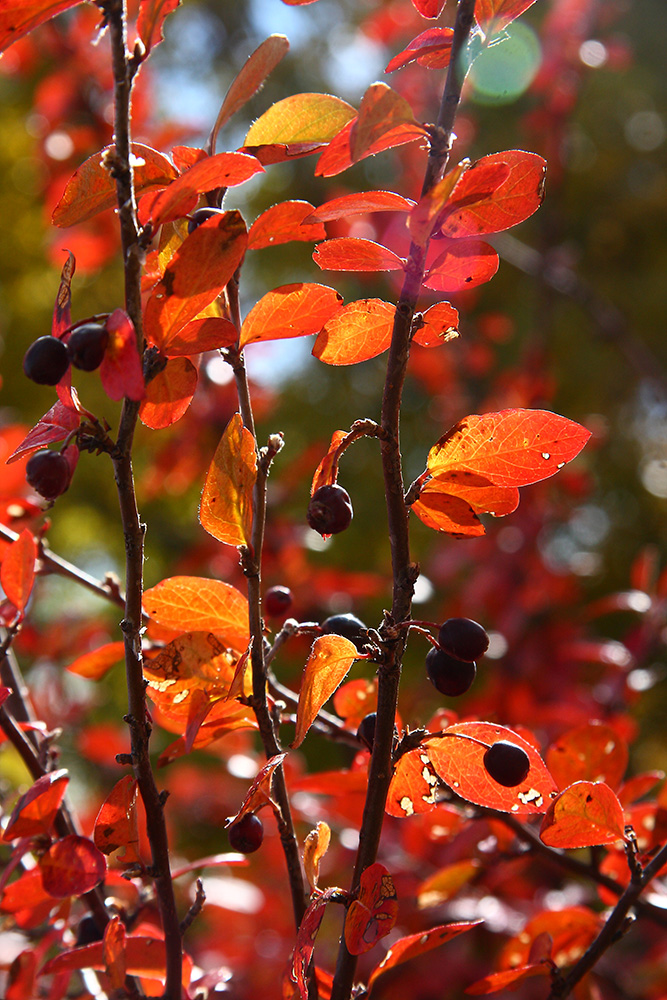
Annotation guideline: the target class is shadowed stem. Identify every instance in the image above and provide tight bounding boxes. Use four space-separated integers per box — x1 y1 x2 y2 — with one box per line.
330 3 477 998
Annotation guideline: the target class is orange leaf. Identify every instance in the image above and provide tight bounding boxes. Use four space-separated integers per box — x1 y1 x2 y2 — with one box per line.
411 490 485 538
66 641 125 680
100 309 145 402
315 119 426 178
157 316 238 356
417 860 482 907
540 781 626 848
408 163 468 246
144 210 247 348
424 238 499 292
139 356 198 429
311 430 347 493
39 834 106 898
466 963 551 995
305 190 414 223
248 200 325 249
210 35 290 138
292 635 358 748
546 722 629 791
3 770 69 841
412 471 520 537
199 413 257 547
245 93 356 145
412 301 459 347
313 238 405 272
143 577 249 652
351 83 426 162
0 0 82 53
103 915 127 991
386 747 441 817
0 528 37 612
369 920 483 990
427 723 557 814
475 0 539 36
227 753 288 824
41 933 191 986
52 144 178 227
94 776 140 863
313 299 395 366
157 699 257 763
385 28 454 73
344 863 398 956
498 906 601 970
303 821 331 891
239 283 343 347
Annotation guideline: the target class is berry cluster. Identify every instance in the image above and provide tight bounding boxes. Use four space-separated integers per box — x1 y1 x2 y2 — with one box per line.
22 322 109 386
425 617 489 698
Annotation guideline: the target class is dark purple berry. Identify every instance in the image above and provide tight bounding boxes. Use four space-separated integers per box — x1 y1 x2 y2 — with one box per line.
321 613 368 652
438 618 489 662
483 741 530 787
264 586 293 618
23 336 70 385
76 915 103 945
228 813 264 854
67 322 109 371
356 712 377 750
26 450 72 500
187 207 226 234
426 646 476 697
307 484 353 536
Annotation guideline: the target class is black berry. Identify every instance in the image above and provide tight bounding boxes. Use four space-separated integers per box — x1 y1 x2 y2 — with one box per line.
26 450 72 500
438 618 489 662
426 646 476 697
483 741 530 787
228 813 264 854
321 613 368 652
188 207 226 233
76 915 103 945
264 586 293 617
307 484 353 536
356 712 377 750
23 336 70 385
67 322 109 371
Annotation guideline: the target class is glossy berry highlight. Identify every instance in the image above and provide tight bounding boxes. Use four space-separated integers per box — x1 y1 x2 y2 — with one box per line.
26 450 72 500
483 741 530 787
23 336 70 385
228 813 264 854
67 322 109 371
426 646 476 697
438 618 489 662
264 585 293 617
321 613 368 652
307 484 353 536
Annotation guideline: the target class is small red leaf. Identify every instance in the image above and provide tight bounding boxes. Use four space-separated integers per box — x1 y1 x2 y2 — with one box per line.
475 0 539 37
210 35 290 138
240 283 343 347
424 238 500 292
94 776 140 863
139 357 198 429
103 915 127 991
66 641 125 680
386 747 441 817
6 400 80 464
466 963 551 995
547 722 629 791
313 238 405 272
292 635 358 748
248 200 325 249
136 0 181 55
386 28 454 73
3 769 69 841
412 301 459 347
305 190 414 223
315 119 426 178
0 528 37 613
368 921 483 990
313 299 395 366
227 753 288 825
344 863 398 955
39 834 106 898
100 309 145 402
540 781 627 849
157 316 238 356
351 83 425 162
411 0 446 17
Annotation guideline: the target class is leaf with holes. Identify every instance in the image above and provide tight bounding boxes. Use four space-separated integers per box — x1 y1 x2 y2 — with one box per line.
345 863 398 956
313 238 405 272
292 635 359 748
199 413 257 547
93 776 140 863
386 747 441 817
245 94 356 145
540 781 627 848
39 835 106 898
143 577 249 652
247 200 325 249
3 770 69 841
547 722 629 791
313 299 395 366
240 283 342 347
369 921 483 990
1 529 37 613
412 302 459 347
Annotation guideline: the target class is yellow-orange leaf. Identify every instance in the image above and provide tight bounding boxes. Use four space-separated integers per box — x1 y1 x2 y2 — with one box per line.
417 859 481 908
292 635 358 748
313 299 394 365
303 821 331 891
143 577 249 652
199 413 257 547
66 641 125 680
240 283 342 347
245 93 356 145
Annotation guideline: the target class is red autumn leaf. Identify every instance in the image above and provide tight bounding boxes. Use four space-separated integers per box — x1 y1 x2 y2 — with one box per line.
412 488 485 538
41 933 190 985
93 775 140 863
157 700 257 764
417 859 482 907
411 0 446 16
313 238 405 272
313 299 395 366
138 152 264 228
424 238 500 292
385 28 454 73
100 308 145 402
618 770 665 807
3 769 69 841
475 0 539 36
315 118 426 178
52 251 75 338
547 722 629 792
7 400 81 464
412 471 520 537
226 753 288 825
368 920 483 990
540 780 627 849
292 635 359 748
247 200 325 249
5 948 38 1000
143 577 249 652
305 190 414 223
333 678 377 728
66 641 125 680
103 915 127 991
239 283 343 347
412 301 459 347
136 0 181 55
244 94 356 145
344 863 398 956
351 83 426 162
157 316 238 356
466 963 551 996
409 164 468 247
171 145 208 171
438 151 546 239
288 888 339 1000
52 143 178 227
199 413 257 547
0 0 82 53
39 834 106 898
497 906 602 971
1 528 37 613
210 35 290 139
311 430 348 494
139 357 198 429
0 868 55 916
386 746 442 817
241 141 327 165
144 210 247 348
427 723 557 814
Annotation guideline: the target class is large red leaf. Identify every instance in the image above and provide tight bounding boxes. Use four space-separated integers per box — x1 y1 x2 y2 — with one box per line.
344 863 398 956
385 28 454 73
136 0 181 54
3 770 69 841
427 723 557 814
244 94 356 145
0 0 82 53
39 835 106 898
540 781 627 848
52 144 178 227
199 413 257 547
313 238 405 272
0 528 37 613
475 0 539 36
292 635 358 748
351 83 425 162
305 190 414 223
93 776 140 863
424 238 500 292
239 283 343 347
547 722 629 791
368 921 483 990
143 577 249 652
247 200 325 249
144 210 247 347
313 299 395 366
210 35 290 139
